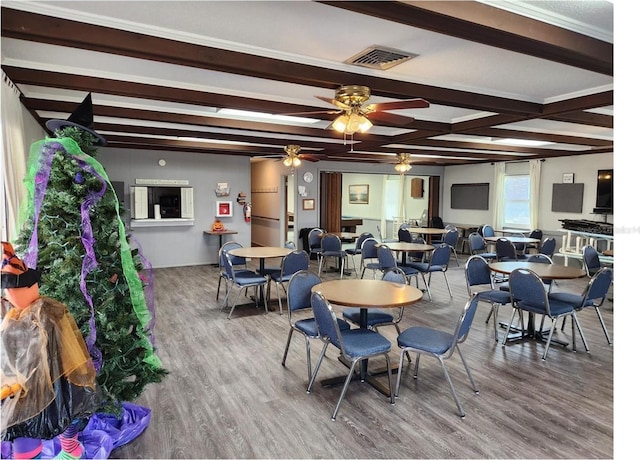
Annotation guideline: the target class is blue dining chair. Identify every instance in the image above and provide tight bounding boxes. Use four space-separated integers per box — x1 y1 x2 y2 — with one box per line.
582 245 602 277
468 232 496 261
432 229 460 266
464 255 511 341
504 268 585 360
394 294 481 418
550 267 613 351
220 250 269 319
281 271 350 387
318 234 347 278
308 228 324 261
405 243 453 300
345 232 374 277
359 237 382 279
269 250 309 315
377 244 420 288
307 291 395 421
216 241 254 301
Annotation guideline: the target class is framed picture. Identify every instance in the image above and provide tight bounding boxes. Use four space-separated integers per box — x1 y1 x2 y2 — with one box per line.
302 198 315 210
216 201 233 217
349 184 369 204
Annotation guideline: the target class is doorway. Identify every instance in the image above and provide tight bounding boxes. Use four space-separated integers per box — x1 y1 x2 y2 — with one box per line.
284 174 296 244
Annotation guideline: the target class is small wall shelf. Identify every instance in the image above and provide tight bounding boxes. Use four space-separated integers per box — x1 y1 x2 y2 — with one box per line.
130 218 194 228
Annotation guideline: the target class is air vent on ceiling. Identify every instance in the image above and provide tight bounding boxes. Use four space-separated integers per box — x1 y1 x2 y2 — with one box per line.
345 46 417 70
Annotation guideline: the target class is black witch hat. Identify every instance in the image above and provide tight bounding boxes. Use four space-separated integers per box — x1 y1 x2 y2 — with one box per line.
46 93 107 146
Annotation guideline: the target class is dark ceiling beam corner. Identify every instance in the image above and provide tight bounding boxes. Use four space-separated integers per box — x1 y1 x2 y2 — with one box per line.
317 1 612 76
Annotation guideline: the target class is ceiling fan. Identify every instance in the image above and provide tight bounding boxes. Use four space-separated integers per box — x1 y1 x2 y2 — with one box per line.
394 152 412 173
281 144 319 166
288 85 430 134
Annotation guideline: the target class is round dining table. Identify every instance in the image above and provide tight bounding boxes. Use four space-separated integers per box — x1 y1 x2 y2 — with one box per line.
227 246 293 275
378 241 435 265
311 278 423 395
488 261 586 280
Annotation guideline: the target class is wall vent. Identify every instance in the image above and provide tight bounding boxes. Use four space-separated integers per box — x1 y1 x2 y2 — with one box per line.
345 46 417 70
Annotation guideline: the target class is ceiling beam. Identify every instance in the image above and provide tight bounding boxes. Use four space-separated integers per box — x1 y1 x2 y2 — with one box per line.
318 1 612 75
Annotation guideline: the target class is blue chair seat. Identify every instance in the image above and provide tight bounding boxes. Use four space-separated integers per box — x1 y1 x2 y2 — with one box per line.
294 317 350 336
517 297 574 316
397 326 453 355
343 308 394 327
397 264 420 276
405 262 444 272
340 329 391 357
476 290 511 304
548 292 595 308
234 272 269 286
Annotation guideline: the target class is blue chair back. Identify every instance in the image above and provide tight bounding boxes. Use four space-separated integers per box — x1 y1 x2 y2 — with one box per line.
287 270 321 313
308 228 323 251
527 254 552 264
398 227 412 242
443 229 459 246
496 238 517 261
311 291 341 348
509 268 548 314
321 234 342 252
430 216 445 229
377 244 397 270
468 232 486 253
481 225 495 237
360 237 379 259
429 244 451 267
465 255 493 289
355 232 373 250
529 229 543 240
457 295 481 343
280 250 309 277
538 238 556 257
221 241 246 266
381 267 407 284
585 267 613 304
583 245 601 276
409 236 426 261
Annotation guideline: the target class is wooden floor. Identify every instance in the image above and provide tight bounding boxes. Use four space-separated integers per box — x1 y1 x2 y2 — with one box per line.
111 253 613 459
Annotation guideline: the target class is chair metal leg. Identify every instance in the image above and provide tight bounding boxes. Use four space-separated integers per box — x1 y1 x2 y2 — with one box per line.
542 317 559 360
304 336 313 386
571 313 589 352
394 347 408 398
281 327 295 366
594 307 613 345
307 341 329 394
275 283 283 316
456 345 479 395
332 358 360 421
442 272 453 298
492 304 499 341
437 356 465 418
502 308 518 346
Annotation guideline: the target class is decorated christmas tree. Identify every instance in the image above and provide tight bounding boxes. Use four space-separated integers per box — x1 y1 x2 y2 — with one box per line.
12 94 167 415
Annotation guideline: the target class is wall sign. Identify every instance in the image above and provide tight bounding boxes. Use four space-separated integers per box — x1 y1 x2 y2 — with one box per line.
562 173 574 183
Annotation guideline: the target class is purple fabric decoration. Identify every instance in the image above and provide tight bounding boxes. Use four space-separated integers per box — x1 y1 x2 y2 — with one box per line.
74 171 85 184
74 157 107 372
24 141 59 269
2 403 152 459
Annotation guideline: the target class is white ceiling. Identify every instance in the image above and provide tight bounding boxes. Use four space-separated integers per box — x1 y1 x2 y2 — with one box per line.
1 0 615 166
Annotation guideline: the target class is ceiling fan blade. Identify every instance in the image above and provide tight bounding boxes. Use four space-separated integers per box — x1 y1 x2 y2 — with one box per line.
300 154 320 162
366 111 415 125
365 98 430 112
280 109 342 116
315 95 350 110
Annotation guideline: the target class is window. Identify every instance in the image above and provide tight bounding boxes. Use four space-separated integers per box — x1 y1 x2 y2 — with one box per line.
503 174 530 229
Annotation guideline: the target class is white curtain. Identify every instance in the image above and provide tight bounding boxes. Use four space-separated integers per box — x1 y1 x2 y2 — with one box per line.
529 159 542 230
379 177 388 239
492 162 505 229
1 72 28 242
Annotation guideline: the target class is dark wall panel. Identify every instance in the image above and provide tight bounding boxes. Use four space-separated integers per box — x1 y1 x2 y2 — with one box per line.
451 183 489 210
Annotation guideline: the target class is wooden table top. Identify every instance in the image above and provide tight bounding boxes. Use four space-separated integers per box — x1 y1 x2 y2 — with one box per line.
602 249 614 257
203 229 238 235
407 227 447 235
227 246 292 259
379 241 435 252
488 261 586 280
311 279 423 308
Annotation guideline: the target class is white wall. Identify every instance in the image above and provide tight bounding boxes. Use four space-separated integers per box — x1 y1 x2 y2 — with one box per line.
100 148 252 268
442 153 614 233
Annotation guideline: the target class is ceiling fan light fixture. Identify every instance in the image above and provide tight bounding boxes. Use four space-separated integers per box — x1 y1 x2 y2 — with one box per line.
394 152 412 173
331 112 372 135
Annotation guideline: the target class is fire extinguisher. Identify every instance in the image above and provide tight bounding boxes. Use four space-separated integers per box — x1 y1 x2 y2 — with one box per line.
243 202 251 222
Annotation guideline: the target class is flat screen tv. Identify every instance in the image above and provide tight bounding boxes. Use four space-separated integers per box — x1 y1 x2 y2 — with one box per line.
593 169 613 214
